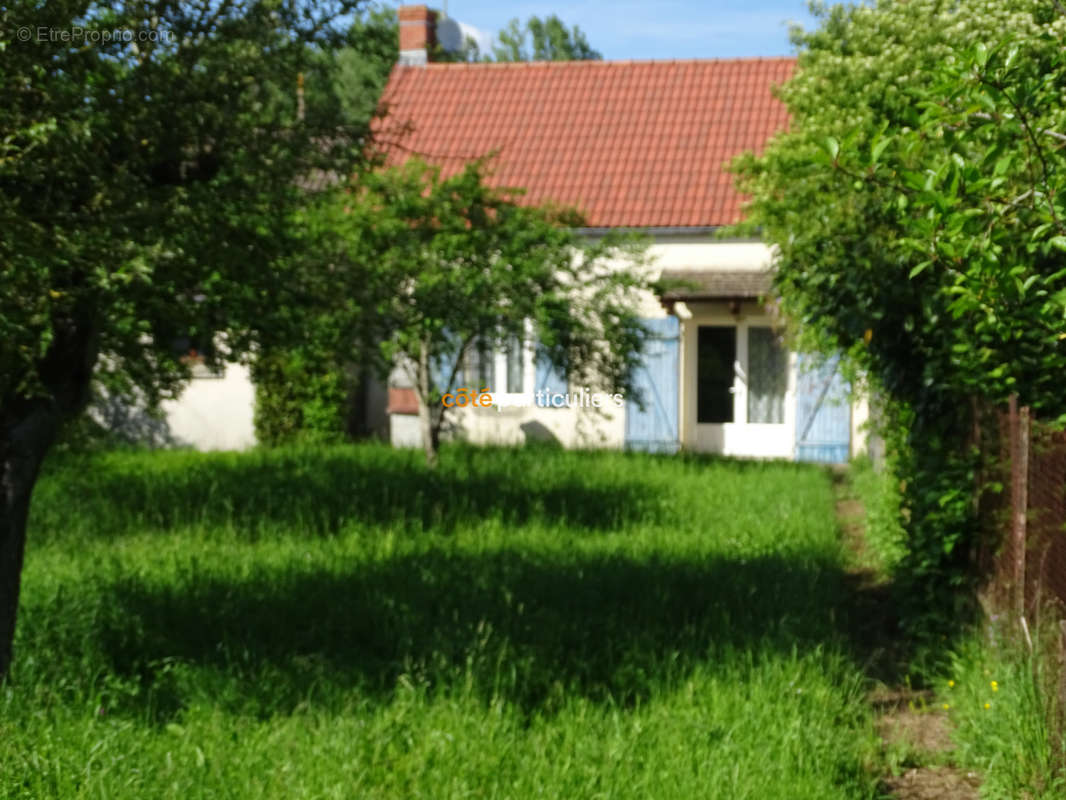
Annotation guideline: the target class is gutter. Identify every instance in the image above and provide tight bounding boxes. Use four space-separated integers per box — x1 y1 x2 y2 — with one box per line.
574 226 764 241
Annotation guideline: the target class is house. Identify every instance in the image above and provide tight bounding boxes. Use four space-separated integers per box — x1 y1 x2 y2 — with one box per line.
156 5 864 461
375 5 866 462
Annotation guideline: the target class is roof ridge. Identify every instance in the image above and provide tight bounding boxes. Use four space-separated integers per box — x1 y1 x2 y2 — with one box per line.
414 55 797 70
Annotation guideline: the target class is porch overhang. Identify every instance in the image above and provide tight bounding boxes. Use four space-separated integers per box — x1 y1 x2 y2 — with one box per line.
658 269 774 315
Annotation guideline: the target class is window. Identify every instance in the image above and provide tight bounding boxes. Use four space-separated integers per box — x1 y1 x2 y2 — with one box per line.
505 334 524 393
697 326 735 423
747 326 787 424
462 340 495 390
172 334 223 379
460 334 529 393
453 330 533 395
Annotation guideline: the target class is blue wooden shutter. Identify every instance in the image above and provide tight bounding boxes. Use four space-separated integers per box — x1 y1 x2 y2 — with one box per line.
625 316 680 453
795 354 851 463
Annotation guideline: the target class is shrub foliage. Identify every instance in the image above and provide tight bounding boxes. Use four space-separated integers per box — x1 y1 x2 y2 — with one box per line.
736 0 1066 625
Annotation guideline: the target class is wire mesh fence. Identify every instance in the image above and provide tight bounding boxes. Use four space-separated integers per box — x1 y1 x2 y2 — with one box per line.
976 398 1066 622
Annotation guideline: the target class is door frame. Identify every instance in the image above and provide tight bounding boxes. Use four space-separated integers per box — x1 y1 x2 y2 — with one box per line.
679 305 796 458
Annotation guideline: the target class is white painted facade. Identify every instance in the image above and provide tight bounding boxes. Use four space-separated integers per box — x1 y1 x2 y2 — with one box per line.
161 362 257 451
386 234 842 458
159 234 867 460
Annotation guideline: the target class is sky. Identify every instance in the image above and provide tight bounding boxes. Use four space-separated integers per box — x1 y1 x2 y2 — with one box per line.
441 1 820 60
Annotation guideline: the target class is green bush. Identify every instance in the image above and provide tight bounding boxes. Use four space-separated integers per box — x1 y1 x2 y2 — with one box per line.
846 397 983 652
252 347 354 446
734 0 1066 647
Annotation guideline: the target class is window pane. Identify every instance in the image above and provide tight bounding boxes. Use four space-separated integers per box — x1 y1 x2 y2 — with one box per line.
461 347 478 388
697 326 736 423
480 344 495 389
747 327 787 424
463 341 495 390
506 335 524 393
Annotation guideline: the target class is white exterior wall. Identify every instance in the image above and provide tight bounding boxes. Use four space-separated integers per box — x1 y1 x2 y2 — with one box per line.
850 393 870 459
389 319 631 450
390 413 423 448
643 238 774 273
161 363 257 451
161 235 869 459
391 235 777 452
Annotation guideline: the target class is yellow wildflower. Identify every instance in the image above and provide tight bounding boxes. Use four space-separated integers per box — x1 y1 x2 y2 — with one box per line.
991 681 998 692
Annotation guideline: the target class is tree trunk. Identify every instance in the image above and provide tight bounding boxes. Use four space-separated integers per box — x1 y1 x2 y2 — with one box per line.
1 317 97 680
418 401 439 468
417 340 440 468
0 404 61 680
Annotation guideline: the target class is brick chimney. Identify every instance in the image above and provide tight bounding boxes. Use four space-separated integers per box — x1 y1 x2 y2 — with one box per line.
398 5 437 66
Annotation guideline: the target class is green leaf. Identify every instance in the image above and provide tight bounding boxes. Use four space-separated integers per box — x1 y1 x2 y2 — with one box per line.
909 261 932 279
870 136 890 165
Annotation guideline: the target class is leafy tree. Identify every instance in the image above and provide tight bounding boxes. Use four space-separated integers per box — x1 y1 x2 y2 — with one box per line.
491 15 600 61
251 7 604 448
302 4 399 129
0 0 373 677
733 0 1066 619
453 14 601 63
835 39 1066 412
332 158 651 466
251 176 401 445
251 3 400 445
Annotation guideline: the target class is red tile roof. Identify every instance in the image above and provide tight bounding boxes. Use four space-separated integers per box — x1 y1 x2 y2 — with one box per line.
374 58 795 229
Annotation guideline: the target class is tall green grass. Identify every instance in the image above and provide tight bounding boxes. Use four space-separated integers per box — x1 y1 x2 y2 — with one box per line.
940 625 1066 799
3 444 881 798
846 455 906 575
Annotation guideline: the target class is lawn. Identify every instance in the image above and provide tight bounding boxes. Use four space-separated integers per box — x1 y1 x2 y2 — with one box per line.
2 444 881 799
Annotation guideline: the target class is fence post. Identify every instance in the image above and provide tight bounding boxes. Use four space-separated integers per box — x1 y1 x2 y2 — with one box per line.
1008 395 1029 621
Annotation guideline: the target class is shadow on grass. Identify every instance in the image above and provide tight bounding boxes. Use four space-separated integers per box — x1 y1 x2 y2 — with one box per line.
85 547 888 721
26 446 924 722
34 445 675 537
828 468 976 687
